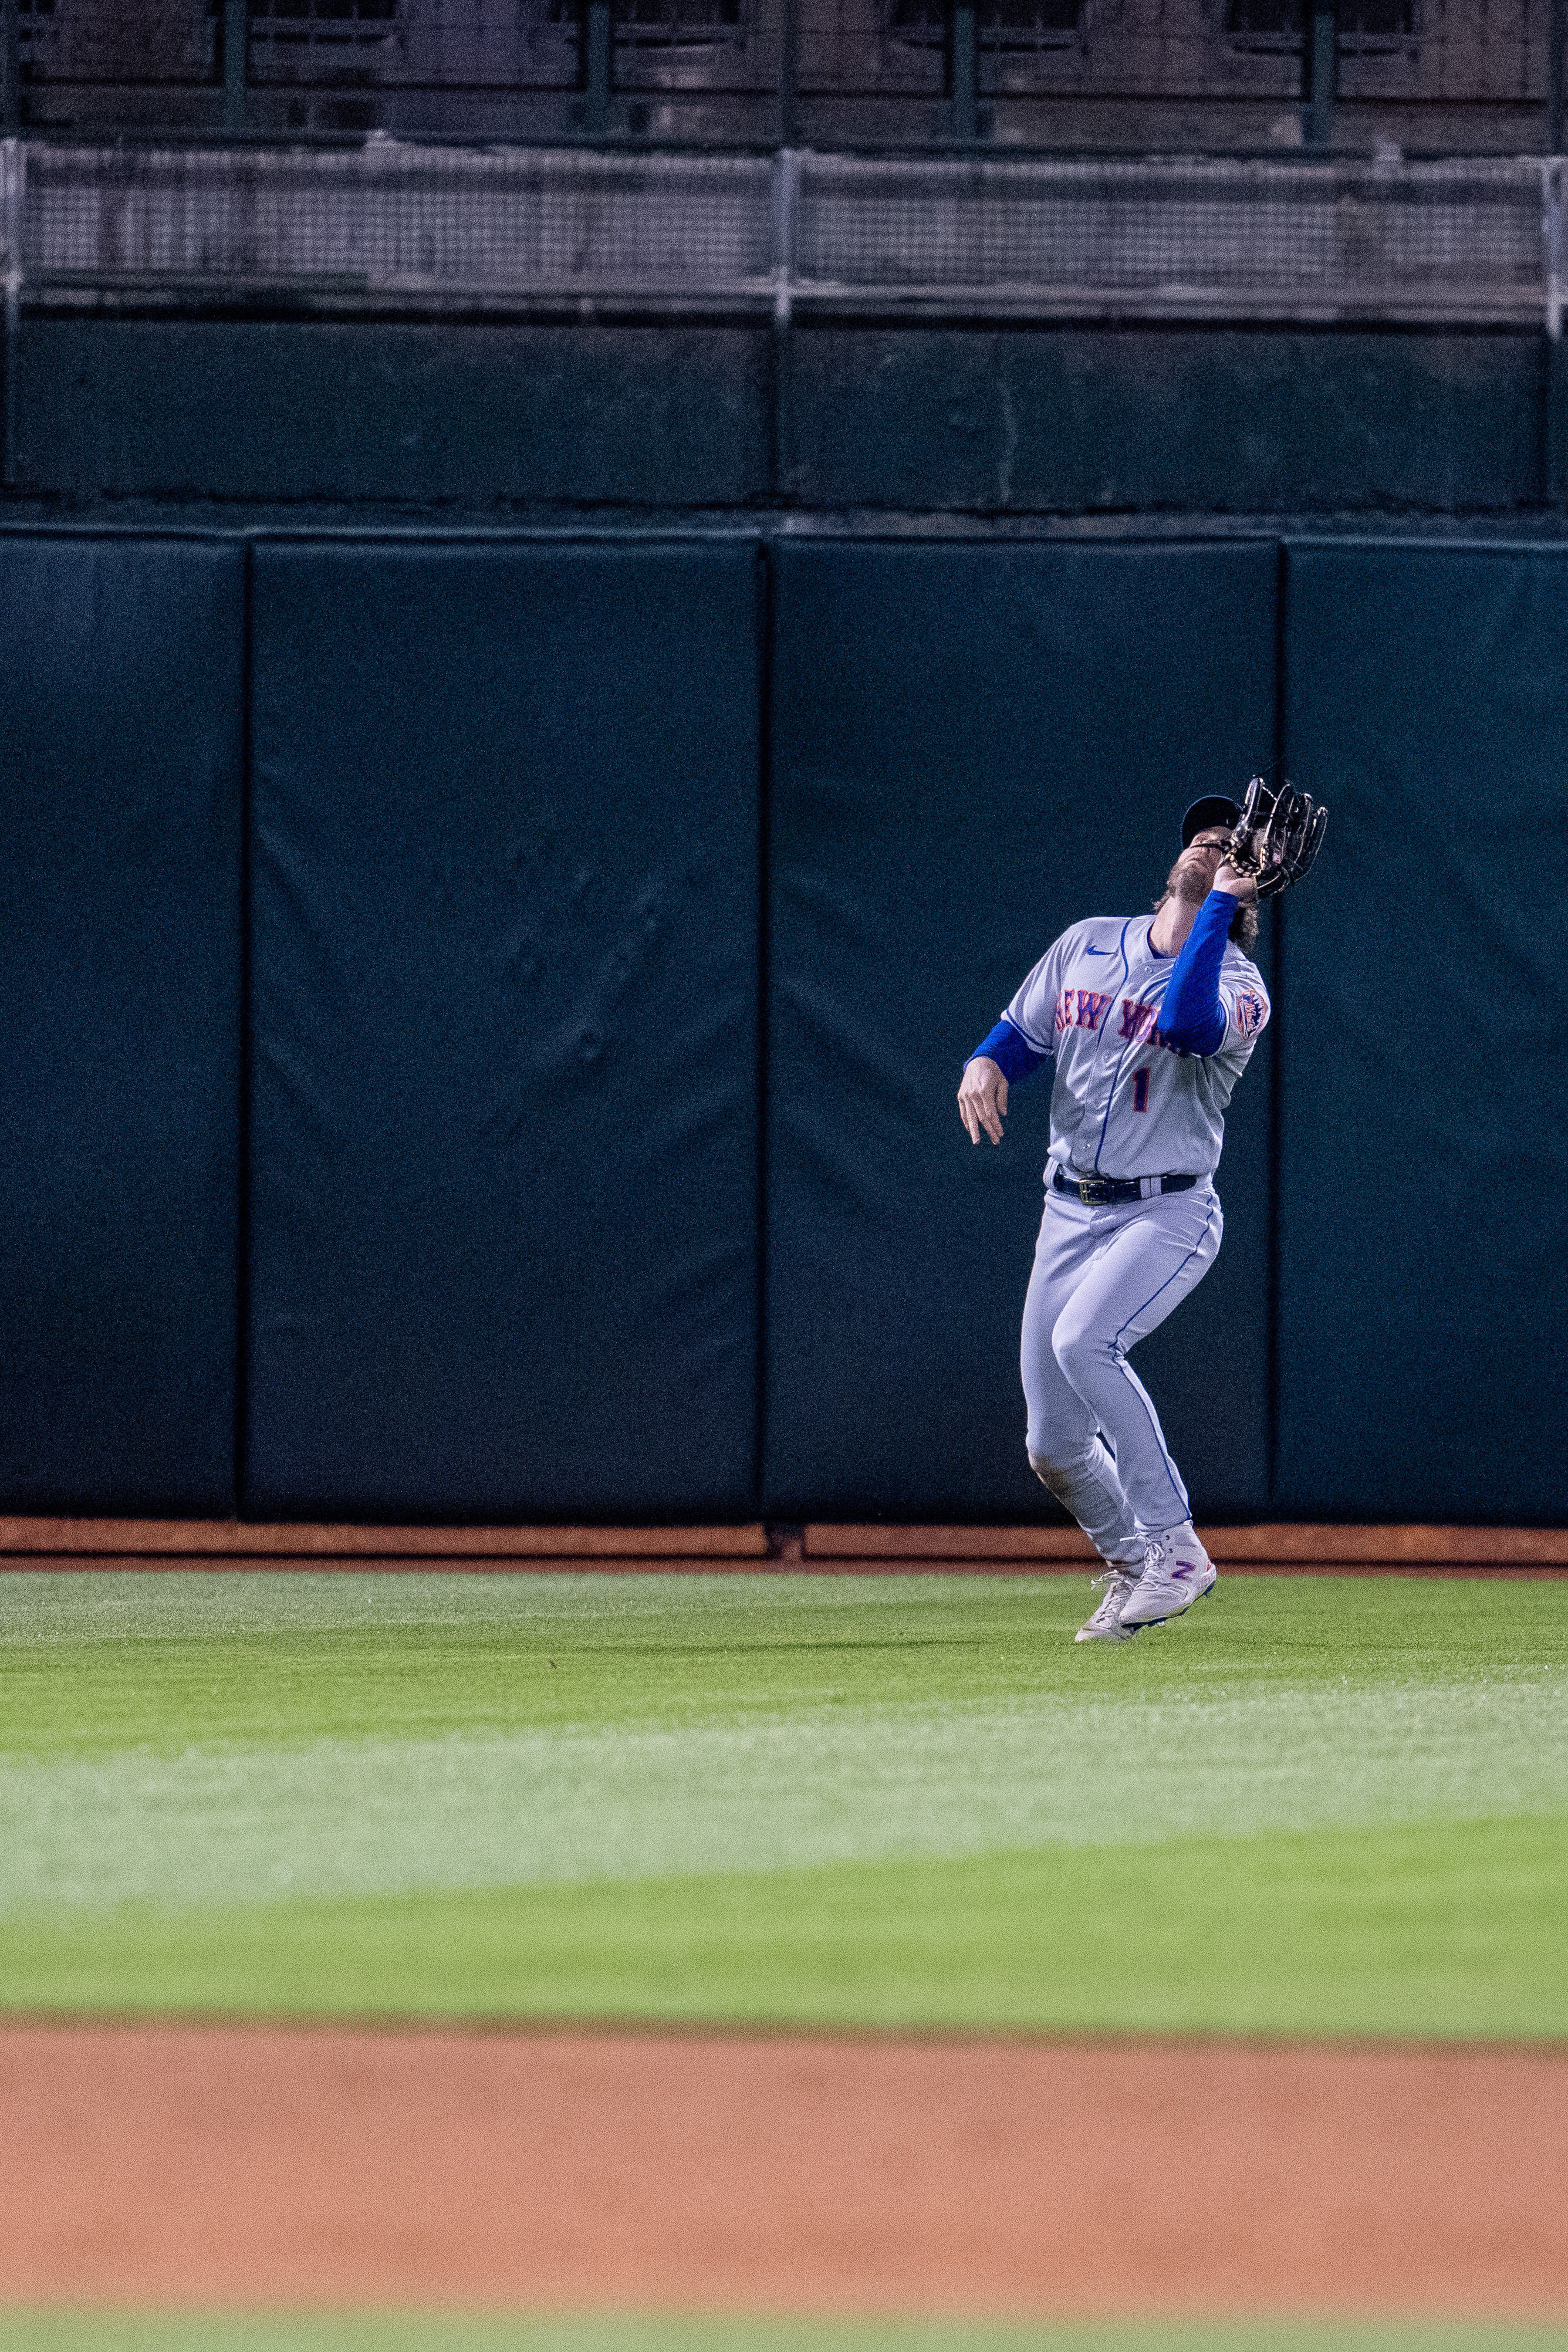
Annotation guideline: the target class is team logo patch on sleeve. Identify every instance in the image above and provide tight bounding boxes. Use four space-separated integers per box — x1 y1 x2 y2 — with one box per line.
1232 990 1270 1038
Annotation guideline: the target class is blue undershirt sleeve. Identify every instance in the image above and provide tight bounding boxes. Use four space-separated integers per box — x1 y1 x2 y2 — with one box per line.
965 1016 1047 1084
1158 890 1232 1057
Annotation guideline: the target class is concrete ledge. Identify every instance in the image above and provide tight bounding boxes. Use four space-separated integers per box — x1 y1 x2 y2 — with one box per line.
9 143 1556 327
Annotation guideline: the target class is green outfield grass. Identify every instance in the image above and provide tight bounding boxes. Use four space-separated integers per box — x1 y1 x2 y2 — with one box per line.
2 2320 1567 2352
1 1570 1565 2036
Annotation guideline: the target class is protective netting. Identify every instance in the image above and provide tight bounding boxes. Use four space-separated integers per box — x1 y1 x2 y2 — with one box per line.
20 144 778 292
13 141 1553 314
794 153 1547 303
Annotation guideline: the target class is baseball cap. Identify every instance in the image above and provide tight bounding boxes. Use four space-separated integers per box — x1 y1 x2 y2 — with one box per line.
1181 793 1242 849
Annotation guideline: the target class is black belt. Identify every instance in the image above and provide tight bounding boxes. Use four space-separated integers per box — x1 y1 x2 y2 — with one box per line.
1052 1168 1201 1208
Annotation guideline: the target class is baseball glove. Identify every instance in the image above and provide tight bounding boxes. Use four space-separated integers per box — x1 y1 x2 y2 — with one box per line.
1225 776 1328 898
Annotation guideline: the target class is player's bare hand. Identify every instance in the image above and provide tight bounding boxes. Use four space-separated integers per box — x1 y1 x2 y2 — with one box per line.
958 1056 1009 1146
1212 858 1258 901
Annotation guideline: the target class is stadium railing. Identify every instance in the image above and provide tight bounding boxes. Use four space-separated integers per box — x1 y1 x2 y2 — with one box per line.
2 0 1566 158
5 140 1563 329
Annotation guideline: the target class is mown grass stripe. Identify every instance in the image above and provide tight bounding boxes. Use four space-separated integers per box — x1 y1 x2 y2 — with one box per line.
2 1678 1566 1916
2 1573 1563 2038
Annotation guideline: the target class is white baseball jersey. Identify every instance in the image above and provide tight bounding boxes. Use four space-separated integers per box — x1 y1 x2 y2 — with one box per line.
1003 913 1270 1180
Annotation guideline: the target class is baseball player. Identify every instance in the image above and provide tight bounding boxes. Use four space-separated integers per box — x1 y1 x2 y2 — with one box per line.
957 781 1326 1642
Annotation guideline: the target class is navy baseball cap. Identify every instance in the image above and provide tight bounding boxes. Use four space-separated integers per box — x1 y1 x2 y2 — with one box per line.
1181 794 1242 849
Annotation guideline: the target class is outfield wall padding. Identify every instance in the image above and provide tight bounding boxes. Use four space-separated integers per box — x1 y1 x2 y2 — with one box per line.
9 525 1568 1525
245 541 761 1519
1277 542 1568 1522
762 541 1279 1521
0 536 244 1510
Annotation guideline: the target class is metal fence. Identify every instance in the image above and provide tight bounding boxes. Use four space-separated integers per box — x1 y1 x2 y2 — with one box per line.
7 138 1562 326
2 0 1565 152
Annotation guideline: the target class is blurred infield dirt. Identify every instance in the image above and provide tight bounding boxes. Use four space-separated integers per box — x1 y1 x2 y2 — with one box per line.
2 2023 1566 2318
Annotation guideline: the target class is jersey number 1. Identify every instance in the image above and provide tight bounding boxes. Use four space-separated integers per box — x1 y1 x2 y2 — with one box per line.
1132 1068 1150 1113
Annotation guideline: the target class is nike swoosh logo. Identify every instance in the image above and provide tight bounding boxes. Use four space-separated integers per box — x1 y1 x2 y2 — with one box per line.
1082 945 1108 955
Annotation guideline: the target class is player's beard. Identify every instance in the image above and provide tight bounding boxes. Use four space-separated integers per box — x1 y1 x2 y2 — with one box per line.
1154 857 1261 955
1165 851 1212 907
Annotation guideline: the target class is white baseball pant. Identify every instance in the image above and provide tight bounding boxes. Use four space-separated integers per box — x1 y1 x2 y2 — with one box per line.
1020 1177 1223 1563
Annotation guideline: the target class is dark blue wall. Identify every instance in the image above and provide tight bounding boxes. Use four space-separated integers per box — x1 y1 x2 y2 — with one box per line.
0 525 1561 1522
780 329 1549 516
246 540 761 1519
15 323 771 508
0 536 243 1510
763 540 1276 1521
1277 542 1568 1522
9 319 1557 514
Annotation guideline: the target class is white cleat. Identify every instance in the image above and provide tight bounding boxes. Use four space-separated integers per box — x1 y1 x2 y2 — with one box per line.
1074 1569 1143 1643
1118 1535 1217 1628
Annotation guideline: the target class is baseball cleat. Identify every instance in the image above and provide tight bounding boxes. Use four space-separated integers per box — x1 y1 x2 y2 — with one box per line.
1118 1536 1216 1628
1074 1569 1143 1642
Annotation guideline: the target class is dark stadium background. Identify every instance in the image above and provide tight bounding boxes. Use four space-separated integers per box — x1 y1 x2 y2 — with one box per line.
0 0 1563 1528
